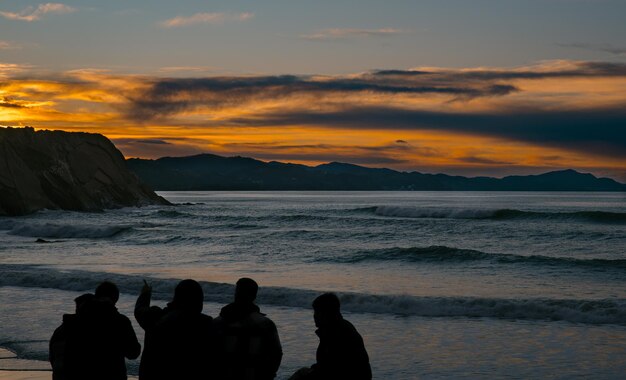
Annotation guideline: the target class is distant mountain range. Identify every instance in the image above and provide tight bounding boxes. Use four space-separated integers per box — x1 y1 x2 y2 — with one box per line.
126 153 626 191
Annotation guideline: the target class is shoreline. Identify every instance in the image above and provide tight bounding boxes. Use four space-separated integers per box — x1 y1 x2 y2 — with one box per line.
0 347 51 378
0 348 45 366
1 347 140 380
0 371 51 380
0 371 138 380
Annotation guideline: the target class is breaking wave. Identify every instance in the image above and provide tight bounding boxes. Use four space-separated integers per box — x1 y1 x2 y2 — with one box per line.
7 223 131 239
320 246 626 269
370 206 626 224
150 209 192 218
1 265 625 325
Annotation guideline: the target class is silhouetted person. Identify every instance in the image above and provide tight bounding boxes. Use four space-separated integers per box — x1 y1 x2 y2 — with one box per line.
50 293 94 380
50 282 141 380
134 279 214 380
290 293 371 380
214 277 282 380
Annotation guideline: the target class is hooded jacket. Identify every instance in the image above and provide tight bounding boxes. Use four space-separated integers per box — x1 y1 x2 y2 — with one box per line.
309 318 371 380
50 313 75 380
134 291 215 380
50 298 141 380
214 302 283 380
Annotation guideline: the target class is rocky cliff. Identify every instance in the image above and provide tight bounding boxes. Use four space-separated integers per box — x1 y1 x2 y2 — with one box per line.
0 127 170 215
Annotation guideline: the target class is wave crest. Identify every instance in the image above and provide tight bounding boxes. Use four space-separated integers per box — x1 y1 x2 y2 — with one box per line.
8 223 131 239
1 265 624 325
151 210 191 218
320 246 626 269
372 206 626 223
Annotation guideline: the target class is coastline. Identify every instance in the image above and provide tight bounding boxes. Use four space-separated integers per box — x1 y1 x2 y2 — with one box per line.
1 347 49 379
0 346 51 380
0 372 51 380
0 347 137 380
0 371 138 380
0 348 49 370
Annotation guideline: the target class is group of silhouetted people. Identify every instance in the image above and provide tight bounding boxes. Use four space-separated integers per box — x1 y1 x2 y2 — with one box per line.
49 278 371 380
49 281 140 380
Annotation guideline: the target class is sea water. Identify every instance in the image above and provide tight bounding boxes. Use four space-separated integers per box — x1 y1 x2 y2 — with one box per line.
1 191 625 379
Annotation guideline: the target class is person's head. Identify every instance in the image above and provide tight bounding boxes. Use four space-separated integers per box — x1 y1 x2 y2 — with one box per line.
74 293 95 313
95 281 119 304
234 277 258 304
312 293 342 328
171 279 204 313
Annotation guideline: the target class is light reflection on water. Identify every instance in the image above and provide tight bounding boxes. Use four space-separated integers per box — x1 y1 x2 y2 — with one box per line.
1 191 625 378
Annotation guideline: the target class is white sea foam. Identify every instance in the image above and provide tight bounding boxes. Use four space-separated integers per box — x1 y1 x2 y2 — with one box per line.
1 265 624 325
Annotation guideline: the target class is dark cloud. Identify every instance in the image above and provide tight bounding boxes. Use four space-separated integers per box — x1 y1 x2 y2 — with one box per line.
0 97 25 108
540 155 564 162
125 61 626 121
114 140 203 159
40 60 621 164
222 141 421 154
373 70 428 76
558 43 626 56
229 105 626 158
372 61 626 81
356 142 441 157
458 156 512 165
357 144 412 153
0 102 23 108
113 138 172 145
127 74 518 120
222 142 333 150
138 139 170 145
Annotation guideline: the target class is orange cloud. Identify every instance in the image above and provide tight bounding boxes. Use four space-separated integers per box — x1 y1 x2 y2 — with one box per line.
2 61 625 180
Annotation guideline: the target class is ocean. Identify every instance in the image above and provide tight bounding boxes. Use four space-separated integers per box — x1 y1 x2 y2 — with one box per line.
1 191 625 379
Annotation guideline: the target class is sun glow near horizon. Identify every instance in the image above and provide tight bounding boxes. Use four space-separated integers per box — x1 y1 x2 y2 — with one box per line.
1 60 625 181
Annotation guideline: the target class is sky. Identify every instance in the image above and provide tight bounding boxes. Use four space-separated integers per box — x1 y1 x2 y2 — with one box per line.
1 0 626 180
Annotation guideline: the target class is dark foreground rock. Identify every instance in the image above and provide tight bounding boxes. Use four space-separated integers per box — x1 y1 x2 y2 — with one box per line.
0 127 170 216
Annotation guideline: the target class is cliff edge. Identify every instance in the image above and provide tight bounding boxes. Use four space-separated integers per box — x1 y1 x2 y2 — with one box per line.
0 127 170 216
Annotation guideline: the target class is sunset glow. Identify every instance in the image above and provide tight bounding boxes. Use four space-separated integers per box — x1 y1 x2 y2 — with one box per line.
2 3 626 378
1 1 625 180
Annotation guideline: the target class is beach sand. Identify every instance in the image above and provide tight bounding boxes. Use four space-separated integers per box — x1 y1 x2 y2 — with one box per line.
1 347 48 371
0 371 139 380
0 348 138 380
0 349 52 380
0 371 51 380
0 351 52 380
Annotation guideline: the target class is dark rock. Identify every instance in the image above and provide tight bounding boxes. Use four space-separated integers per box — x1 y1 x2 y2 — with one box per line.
0 127 170 216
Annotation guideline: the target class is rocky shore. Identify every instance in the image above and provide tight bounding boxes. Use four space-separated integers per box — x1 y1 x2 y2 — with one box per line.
0 127 169 216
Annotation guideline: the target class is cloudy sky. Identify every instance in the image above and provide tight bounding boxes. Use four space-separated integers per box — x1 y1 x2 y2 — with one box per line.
1 0 626 180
